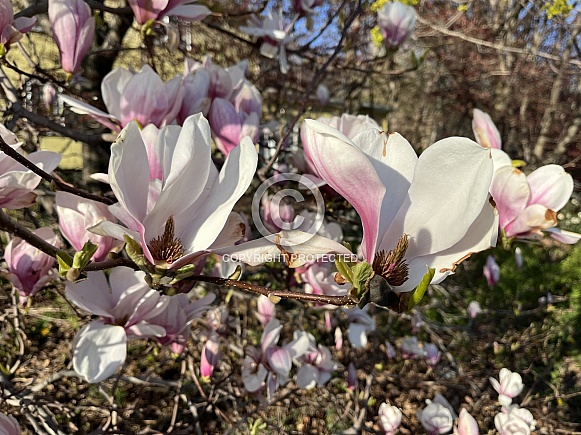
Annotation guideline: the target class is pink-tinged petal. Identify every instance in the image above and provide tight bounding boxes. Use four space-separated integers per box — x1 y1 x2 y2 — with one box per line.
178 136 257 254
267 347 292 376
27 150 62 174
127 0 169 24
88 219 139 242
208 212 247 249
65 271 115 317
167 4 211 20
126 322 166 338
60 94 120 124
13 16 36 33
160 75 185 127
0 411 21 435
72 320 127 383
472 108 502 150
141 124 162 180
285 330 311 359
457 409 479 435
527 164 573 212
108 267 147 300
242 359 268 392
296 364 318 389
380 137 493 259
212 230 353 267
109 122 151 223
120 66 168 127
200 334 220 377
303 119 386 260
261 319 282 352
400 196 499 292
545 228 581 244
505 204 557 238
101 67 134 121
209 98 242 155
352 130 417 254
490 166 530 230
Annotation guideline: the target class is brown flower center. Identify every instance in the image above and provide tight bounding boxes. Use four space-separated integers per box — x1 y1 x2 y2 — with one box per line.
372 234 410 287
148 216 184 264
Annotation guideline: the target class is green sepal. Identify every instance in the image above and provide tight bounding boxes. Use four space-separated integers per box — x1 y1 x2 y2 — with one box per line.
227 265 242 281
169 263 199 285
335 256 354 284
56 251 73 278
124 234 149 269
350 261 375 302
407 267 435 311
72 241 98 270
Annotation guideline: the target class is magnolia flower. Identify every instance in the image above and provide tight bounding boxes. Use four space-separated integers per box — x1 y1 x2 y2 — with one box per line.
66 268 168 382
494 410 531 435
472 108 501 150
378 403 402 435
232 79 263 119
0 124 61 209
0 412 21 435
255 294 276 326
240 10 295 74
201 332 220 378
377 2 417 50
209 98 259 155
483 255 500 287
303 120 498 298
295 333 337 389
56 191 123 262
347 362 357 390
91 114 257 270
301 262 349 309
5 228 60 301
127 0 210 25
400 336 425 359
0 0 36 56
60 65 185 132
242 319 309 399
491 158 579 243
344 306 376 348
418 402 454 435
490 368 524 406
502 405 536 430
49 0 95 76
260 192 295 233
424 343 441 366
454 409 478 435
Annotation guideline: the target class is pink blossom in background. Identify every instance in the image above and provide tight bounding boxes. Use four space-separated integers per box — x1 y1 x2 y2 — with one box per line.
483 255 500 287
240 10 296 74
0 124 61 209
344 306 376 348
377 2 416 50
48 0 95 76
208 98 259 155
424 343 441 366
418 402 454 435
56 191 123 262
90 114 257 270
467 301 482 319
5 227 60 301
378 402 402 435
295 333 337 389
472 108 502 150
0 0 36 56
454 409 479 435
490 368 524 406
200 332 220 378
303 119 498 294
255 295 276 326
60 65 185 132
127 0 210 26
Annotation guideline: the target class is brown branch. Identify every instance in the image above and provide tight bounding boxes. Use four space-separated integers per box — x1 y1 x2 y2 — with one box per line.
0 135 114 205
0 209 59 257
192 275 355 307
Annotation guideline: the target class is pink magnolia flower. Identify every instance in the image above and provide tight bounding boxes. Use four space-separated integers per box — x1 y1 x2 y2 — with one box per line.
0 124 61 209
232 79 263 118
472 108 502 150
200 332 220 378
418 402 454 435
400 336 425 359
5 228 60 301
240 10 296 74
48 0 95 76
424 343 441 366
344 306 376 348
260 192 296 233
303 120 498 296
127 0 210 26
467 301 482 319
56 191 123 262
491 158 579 243
0 412 21 435
483 255 500 287
242 319 310 399
494 409 531 435
0 0 36 56
208 98 259 155
454 409 478 435
60 65 185 132
377 2 417 50
490 368 524 406
91 114 257 270
255 294 276 326
378 403 402 435
301 262 349 309
501 405 536 431
295 333 337 389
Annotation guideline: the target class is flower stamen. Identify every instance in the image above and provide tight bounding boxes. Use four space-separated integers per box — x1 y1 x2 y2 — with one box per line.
148 216 184 264
372 234 410 287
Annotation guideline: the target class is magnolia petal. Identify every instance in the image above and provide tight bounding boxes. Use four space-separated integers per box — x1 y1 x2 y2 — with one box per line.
88 219 139 242
380 137 493 259
491 148 512 171
296 364 318 389
472 108 502 150
457 409 479 435
545 228 581 244
491 166 531 230
60 94 118 121
101 67 134 120
285 330 311 359
72 321 127 383
505 204 556 238
303 119 386 260
348 323 368 348
527 164 573 212
267 347 292 377
261 318 282 352
209 212 246 249
168 4 211 20
65 271 115 317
